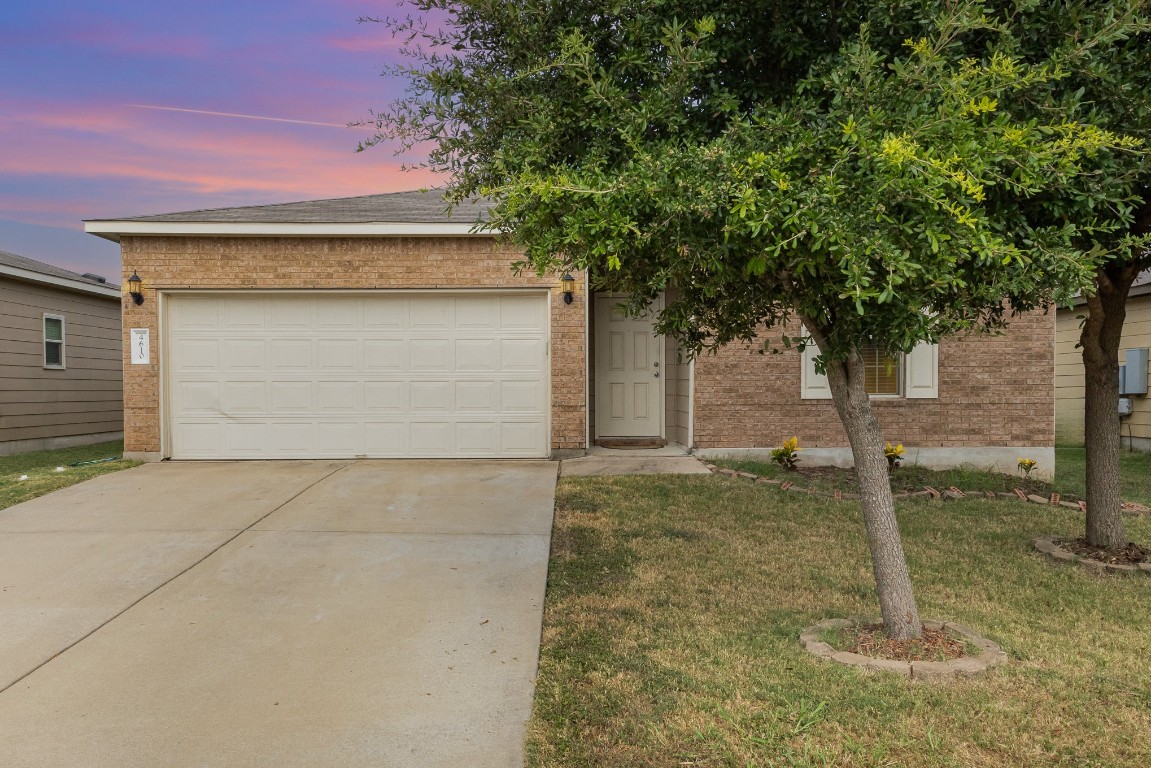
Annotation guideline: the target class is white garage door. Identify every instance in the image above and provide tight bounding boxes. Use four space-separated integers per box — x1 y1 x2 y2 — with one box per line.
165 292 549 459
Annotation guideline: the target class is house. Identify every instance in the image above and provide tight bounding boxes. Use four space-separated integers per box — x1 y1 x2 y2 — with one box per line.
1056 271 1151 452
84 191 1054 475
0 250 124 455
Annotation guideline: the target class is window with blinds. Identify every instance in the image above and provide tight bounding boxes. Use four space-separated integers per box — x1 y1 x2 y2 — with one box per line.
860 345 901 395
44 314 65 369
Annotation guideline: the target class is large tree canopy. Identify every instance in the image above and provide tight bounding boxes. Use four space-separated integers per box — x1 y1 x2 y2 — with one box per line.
369 0 1148 637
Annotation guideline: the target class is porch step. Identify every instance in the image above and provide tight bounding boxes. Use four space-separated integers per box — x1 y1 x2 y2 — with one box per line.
595 438 667 449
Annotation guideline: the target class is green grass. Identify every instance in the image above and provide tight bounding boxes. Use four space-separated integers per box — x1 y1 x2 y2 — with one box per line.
711 445 1151 507
0 441 140 511
528 474 1151 767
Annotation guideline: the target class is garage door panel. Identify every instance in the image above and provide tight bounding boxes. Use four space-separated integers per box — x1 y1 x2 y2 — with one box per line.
456 381 497 411
410 381 452 412
364 381 407 412
316 423 361 454
317 340 359 370
502 381 544 412
222 423 266 454
503 422 546 453
456 297 498 328
409 339 451 371
221 381 266 413
410 422 452 453
172 381 219 413
364 422 407 455
170 296 219 329
457 422 497 453
268 423 315 454
168 293 548 459
455 339 498 371
502 339 545 371
410 299 451 329
219 339 265 370
270 299 312 329
271 339 313 369
316 381 360 412
364 339 406 369
314 297 360 329
173 339 219 371
270 381 313 413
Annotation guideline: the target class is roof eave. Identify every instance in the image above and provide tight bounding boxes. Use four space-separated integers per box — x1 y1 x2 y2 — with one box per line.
83 220 500 242
0 264 121 299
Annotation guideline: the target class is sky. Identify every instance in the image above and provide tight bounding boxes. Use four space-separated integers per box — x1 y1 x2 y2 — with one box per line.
0 0 440 279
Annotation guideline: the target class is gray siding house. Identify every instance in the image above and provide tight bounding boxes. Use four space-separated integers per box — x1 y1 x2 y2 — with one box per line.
0 250 123 454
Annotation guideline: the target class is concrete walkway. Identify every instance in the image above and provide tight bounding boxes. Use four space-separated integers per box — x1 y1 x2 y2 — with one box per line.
0 460 557 768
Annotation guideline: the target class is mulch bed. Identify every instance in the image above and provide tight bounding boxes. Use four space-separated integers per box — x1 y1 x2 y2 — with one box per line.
1056 538 1150 566
844 622 968 662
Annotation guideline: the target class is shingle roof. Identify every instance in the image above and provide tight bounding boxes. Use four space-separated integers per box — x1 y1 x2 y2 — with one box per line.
0 249 110 285
94 190 493 225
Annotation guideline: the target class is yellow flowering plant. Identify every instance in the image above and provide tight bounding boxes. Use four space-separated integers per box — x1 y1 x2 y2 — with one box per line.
771 436 801 470
884 442 906 471
1018 457 1038 478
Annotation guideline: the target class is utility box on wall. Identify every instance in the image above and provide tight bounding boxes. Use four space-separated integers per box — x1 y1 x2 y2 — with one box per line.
1121 348 1149 396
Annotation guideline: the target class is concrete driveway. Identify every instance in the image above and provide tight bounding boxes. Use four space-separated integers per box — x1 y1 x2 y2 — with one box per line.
0 459 557 767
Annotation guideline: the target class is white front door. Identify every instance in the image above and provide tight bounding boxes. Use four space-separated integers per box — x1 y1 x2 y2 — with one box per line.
594 295 663 439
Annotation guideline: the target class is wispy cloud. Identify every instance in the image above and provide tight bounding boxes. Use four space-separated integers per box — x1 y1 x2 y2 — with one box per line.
127 104 351 129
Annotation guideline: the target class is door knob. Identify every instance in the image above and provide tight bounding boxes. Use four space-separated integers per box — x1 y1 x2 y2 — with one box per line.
653 372 660 378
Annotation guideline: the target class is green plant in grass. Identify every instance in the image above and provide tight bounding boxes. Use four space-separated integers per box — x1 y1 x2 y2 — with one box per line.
771 436 801 471
885 443 905 471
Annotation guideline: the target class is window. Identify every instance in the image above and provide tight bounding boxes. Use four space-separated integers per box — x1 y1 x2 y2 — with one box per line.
801 339 938 399
43 314 65 369
860 345 902 396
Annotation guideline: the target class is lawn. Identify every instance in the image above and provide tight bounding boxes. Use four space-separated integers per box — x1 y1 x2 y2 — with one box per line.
527 473 1151 767
0 441 140 511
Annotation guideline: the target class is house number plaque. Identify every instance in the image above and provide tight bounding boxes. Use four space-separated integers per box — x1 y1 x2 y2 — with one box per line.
130 328 150 365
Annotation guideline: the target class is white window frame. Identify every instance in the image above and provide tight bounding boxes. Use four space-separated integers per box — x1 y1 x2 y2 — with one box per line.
43 313 66 370
801 338 938 400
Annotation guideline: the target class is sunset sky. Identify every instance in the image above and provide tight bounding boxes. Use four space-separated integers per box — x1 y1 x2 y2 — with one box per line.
0 1 440 278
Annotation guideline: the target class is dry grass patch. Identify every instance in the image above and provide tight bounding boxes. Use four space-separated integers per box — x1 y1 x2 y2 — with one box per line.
528 474 1151 768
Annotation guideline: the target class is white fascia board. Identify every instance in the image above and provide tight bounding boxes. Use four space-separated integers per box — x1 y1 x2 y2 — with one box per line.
0 264 121 298
83 220 498 241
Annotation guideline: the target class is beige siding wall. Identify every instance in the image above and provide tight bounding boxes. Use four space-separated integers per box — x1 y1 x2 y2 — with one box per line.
0 279 123 445
1056 295 1151 446
692 310 1055 449
119 235 586 456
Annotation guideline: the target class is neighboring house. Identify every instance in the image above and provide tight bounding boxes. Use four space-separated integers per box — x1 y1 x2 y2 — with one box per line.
85 191 1054 474
1056 270 1151 452
0 250 124 455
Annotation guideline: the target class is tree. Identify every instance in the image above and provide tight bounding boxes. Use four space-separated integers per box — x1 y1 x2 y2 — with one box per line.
367 1 1144 639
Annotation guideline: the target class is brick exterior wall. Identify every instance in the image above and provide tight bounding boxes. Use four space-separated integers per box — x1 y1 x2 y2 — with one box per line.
119 235 586 456
692 310 1055 449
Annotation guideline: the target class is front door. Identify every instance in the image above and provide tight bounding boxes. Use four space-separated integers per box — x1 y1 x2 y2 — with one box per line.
594 294 664 439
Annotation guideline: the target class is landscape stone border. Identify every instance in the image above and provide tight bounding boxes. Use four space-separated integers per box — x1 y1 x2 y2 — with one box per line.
800 618 1008 681
1033 535 1151 576
702 463 1151 515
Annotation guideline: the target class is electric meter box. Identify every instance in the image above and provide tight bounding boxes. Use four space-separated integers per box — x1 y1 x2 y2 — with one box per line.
1121 348 1148 395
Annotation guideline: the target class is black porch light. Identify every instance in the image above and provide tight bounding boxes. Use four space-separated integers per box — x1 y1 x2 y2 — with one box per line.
561 273 576 305
127 271 144 305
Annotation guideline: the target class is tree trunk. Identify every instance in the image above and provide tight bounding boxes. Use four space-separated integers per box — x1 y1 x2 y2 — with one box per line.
807 325 923 640
1080 263 1138 550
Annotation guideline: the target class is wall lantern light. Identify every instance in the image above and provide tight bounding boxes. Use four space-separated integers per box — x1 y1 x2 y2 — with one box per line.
561 273 576 305
127 271 144 306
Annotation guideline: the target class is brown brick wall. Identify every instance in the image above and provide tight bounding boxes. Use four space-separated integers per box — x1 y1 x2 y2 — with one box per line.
692 310 1054 449
119 235 586 455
